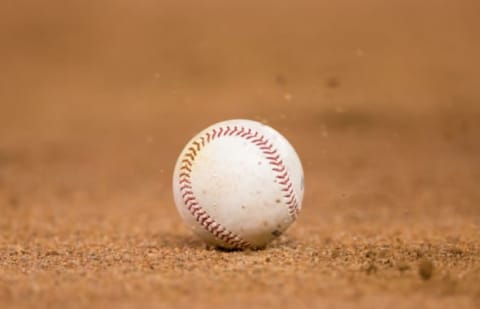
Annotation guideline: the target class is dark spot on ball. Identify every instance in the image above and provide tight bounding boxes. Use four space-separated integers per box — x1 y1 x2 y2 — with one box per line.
271 230 282 237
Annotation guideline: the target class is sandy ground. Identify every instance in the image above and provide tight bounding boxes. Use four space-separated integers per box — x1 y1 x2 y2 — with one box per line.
1 0 480 308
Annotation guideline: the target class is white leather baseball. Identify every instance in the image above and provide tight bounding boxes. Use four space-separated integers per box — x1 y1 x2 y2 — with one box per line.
172 119 304 249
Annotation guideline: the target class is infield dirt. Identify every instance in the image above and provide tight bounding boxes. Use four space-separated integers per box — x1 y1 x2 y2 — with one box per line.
1 1 480 308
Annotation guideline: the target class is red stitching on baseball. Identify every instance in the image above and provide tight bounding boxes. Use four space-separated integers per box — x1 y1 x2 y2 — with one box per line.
193 141 201 151
246 132 258 140
182 190 193 198
184 196 196 204
223 126 231 136
200 215 209 224
266 154 280 161
188 147 197 156
180 165 192 173
180 186 191 192
281 182 293 191
178 125 300 248
240 129 251 137
252 137 264 143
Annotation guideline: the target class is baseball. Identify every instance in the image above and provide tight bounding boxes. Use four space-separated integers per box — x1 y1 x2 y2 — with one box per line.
172 119 304 249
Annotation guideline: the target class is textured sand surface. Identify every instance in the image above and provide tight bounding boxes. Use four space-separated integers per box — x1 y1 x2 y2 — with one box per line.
1 1 480 308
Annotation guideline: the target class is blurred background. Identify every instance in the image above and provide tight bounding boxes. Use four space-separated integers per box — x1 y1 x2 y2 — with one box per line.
2 0 479 120
1 0 480 233
1 0 479 228
1 0 480 307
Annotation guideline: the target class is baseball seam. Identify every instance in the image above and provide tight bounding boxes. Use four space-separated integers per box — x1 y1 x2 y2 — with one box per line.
178 125 300 249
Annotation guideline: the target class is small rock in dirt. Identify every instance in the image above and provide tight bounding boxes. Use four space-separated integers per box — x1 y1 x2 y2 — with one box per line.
397 261 410 272
365 263 377 275
418 259 434 280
